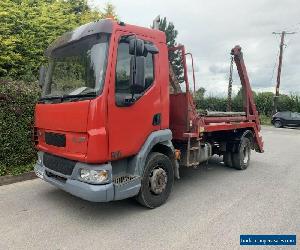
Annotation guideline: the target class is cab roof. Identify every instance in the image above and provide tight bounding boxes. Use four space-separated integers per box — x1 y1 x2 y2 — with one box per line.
45 19 166 56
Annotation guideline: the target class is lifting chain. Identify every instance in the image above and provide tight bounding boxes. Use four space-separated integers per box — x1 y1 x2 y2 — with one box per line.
227 55 234 111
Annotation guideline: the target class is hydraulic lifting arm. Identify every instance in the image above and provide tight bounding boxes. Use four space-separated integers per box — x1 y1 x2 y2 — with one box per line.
231 46 263 152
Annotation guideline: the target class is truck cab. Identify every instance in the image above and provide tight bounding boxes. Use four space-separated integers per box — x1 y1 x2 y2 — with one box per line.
34 19 263 208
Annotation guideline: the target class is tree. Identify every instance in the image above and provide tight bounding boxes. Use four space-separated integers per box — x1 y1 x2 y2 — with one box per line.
0 0 116 80
195 87 206 99
277 94 296 112
156 17 184 83
232 88 244 111
101 2 118 19
231 87 257 112
255 92 274 116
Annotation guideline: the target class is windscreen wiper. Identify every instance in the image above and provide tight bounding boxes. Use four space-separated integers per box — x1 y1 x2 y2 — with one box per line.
38 92 97 103
62 92 97 100
38 95 63 103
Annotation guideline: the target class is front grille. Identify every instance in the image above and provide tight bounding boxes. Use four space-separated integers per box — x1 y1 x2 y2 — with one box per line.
113 175 139 186
43 153 76 176
45 171 67 183
45 132 66 147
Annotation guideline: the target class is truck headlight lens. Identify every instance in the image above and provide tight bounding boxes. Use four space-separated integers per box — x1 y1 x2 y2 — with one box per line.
80 169 109 183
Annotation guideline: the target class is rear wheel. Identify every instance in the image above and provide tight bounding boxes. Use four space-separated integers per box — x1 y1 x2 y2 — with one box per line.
136 152 174 208
274 120 282 128
232 138 251 170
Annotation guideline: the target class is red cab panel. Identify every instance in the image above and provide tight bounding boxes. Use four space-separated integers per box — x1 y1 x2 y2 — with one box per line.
36 129 88 161
35 101 90 161
35 100 90 132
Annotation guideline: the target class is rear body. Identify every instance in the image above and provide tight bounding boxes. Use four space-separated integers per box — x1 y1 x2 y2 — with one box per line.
34 19 263 208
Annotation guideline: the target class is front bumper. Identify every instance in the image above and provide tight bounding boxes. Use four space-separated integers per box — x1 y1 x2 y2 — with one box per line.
34 152 141 202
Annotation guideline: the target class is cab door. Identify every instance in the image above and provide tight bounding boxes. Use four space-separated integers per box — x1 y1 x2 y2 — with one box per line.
107 32 161 160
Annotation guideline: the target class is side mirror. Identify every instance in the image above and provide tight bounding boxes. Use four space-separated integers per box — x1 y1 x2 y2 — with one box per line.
129 38 145 56
130 56 145 94
39 65 46 88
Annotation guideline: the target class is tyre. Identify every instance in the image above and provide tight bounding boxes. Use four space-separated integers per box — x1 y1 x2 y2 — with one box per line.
274 120 282 128
223 151 233 168
232 138 251 170
136 152 174 208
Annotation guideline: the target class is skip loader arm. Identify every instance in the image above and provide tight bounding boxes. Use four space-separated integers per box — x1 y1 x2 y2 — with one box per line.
231 46 264 152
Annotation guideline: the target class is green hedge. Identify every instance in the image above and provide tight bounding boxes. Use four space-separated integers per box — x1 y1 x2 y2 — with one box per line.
0 79 40 176
195 91 300 116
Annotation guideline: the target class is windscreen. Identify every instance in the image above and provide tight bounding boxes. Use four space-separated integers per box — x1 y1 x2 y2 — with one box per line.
42 33 110 99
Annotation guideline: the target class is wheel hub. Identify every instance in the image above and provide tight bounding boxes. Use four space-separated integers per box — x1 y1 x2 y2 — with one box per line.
149 168 167 195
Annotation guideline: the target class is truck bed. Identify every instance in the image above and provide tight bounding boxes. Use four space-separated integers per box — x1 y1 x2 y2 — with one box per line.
168 45 263 153
169 92 263 153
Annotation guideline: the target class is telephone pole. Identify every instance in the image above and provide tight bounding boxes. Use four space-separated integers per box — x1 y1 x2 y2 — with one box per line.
272 31 296 113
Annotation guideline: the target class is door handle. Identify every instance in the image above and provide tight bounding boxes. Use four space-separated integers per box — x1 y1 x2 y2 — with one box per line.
152 113 161 126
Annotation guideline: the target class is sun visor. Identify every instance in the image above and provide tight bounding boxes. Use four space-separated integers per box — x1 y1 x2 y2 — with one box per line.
45 19 113 57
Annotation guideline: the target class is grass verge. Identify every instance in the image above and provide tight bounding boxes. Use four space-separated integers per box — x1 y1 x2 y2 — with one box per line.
260 114 272 126
0 162 34 177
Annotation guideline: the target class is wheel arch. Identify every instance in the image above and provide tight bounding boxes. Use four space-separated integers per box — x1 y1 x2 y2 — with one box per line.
241 129 255 149
226 129 254 153
128 129 180 179
151 142 174 159
273 118 284 126
151 142 180 179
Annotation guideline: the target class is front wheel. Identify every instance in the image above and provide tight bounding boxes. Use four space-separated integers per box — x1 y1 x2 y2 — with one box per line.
232 138 251 170
136 152 174 208
274 120 282 128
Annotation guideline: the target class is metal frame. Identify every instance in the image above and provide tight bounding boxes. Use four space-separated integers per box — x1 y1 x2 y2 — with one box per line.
168 45 190 92
169 45 264 153
202 46 263 152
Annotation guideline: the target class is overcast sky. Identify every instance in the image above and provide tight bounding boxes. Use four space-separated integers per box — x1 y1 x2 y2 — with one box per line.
89 0 300 95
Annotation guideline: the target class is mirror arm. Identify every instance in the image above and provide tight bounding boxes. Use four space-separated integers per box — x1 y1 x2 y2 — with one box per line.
131 38 137 99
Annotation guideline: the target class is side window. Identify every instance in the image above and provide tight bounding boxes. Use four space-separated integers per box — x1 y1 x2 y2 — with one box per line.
282 112 291 119
115 38 155 105
291 112 300 119
115 42 131 94
145 52 154 88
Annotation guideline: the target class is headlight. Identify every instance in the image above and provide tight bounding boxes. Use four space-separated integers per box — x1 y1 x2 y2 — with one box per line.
80 169 109 184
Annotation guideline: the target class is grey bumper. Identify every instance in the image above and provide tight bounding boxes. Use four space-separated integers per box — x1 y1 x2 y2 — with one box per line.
34 153 141 202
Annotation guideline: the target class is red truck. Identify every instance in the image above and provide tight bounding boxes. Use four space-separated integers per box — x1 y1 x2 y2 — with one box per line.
34 19 263 208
